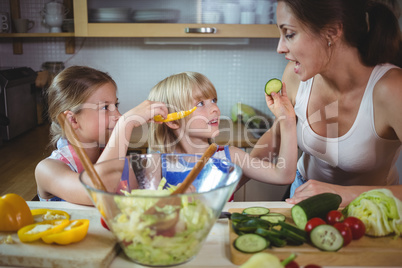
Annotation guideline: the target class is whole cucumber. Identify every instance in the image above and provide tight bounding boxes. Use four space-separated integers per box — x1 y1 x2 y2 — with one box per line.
291 193 342 229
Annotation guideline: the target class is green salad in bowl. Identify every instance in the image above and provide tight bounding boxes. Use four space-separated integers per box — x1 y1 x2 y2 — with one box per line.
80 154 242 266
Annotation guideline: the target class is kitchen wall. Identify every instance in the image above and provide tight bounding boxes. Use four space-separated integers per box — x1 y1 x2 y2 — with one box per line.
0 37 285 118
0 0 285 119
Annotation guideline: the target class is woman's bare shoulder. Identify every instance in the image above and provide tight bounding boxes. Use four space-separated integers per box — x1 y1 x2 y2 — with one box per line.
374 68 402 103
373 67 402 139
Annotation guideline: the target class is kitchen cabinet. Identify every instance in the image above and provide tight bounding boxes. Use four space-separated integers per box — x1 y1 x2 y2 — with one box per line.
3 0 280 54
73 0 280 38
3 0 75 54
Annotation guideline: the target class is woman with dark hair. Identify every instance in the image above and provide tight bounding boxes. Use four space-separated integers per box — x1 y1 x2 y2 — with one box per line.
251 0 402 205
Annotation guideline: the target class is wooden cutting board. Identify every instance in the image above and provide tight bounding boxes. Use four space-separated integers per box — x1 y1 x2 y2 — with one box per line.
229 208 402 266
0 205 119 268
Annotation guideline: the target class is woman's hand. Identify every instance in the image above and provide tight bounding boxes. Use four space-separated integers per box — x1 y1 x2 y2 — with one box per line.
265 82 295 122
286 180 352 207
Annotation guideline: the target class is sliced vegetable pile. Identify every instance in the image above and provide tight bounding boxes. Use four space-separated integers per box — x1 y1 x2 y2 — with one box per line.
290 193 366 251
232 193 369 255
343 189 402 237
0 193 89 245
232 207 308 253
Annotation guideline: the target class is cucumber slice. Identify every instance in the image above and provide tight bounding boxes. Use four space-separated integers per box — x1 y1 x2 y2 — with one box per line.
242 207 270 216
260 213 286 224
265 78 283 95
234 233 269 253
310 225 344 252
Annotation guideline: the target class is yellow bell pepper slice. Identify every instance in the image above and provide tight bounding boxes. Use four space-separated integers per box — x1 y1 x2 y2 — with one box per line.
41 219 89 245
154 106 197 122
18 219 70 242
0 193 34 231
31 208 70 221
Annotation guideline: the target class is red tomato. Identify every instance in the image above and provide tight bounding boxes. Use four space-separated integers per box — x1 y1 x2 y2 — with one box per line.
333 222 352 246
304 265 322 268
326 210 344 225
343 216 366 240
100 217 110 230
285 260 300 268
305 217 326 233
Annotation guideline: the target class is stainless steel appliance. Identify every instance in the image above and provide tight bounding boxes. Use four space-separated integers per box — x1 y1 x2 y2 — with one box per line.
0 67 37 140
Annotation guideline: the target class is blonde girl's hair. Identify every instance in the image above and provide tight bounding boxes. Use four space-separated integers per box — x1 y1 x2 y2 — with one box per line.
147 71 217 153
46 65 117 148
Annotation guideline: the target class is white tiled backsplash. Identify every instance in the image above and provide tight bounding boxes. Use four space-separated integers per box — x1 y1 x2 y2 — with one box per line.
0 36 287 117
0 0 287 117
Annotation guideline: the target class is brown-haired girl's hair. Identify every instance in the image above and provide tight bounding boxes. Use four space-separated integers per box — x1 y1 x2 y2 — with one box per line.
278 0 402 67
46 65 117 147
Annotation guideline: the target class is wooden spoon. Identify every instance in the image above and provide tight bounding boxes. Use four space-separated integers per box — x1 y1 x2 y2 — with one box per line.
144 143 218 231
57 112 106 191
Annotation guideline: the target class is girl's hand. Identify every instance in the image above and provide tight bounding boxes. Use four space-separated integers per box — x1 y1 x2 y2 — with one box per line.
265 82 295 122
122 100 168 128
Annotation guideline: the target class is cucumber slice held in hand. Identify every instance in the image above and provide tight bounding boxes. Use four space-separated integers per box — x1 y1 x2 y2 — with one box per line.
265 78 283 95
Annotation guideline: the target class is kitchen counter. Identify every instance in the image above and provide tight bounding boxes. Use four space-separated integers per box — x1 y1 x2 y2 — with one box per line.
2 201 400 268
129 119 261 151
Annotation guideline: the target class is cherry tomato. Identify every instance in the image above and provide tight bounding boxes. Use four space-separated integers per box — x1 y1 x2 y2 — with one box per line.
100 217 110 231
285 260 299 268
326 210 344 225
304 265 322 268
343 216 366 240
305 217 326 234
333 222 352 246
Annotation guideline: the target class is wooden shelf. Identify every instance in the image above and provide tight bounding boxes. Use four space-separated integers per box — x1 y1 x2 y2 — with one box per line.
6 35 75 55
8 0 75 54
0 33 74 37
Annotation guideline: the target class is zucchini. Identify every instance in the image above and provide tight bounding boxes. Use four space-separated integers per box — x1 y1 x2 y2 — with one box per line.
234 218 270 233
310 225 343 252
265 78 282 95
242 207 270 217
277 221 307 245
255 228 287 247
260 213 286 224
277 221 308 240
291 193 342 229
234 233 269 253
231 212 250 223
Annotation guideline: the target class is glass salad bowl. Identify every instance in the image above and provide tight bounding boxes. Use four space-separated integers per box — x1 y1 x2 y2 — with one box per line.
79 153 242 267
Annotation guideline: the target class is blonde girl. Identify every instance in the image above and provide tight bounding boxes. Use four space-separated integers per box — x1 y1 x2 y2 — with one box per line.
148 71 297 191
35 66 167 205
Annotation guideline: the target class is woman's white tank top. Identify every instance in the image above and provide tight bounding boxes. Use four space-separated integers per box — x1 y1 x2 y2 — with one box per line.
295 64 401 186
